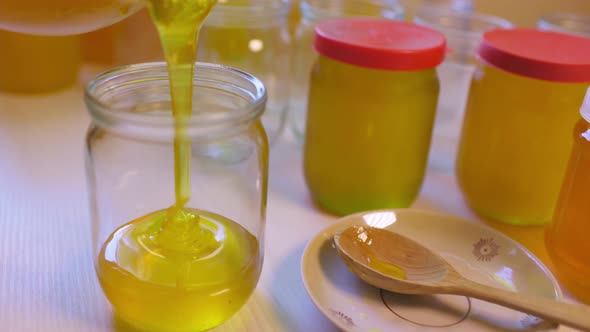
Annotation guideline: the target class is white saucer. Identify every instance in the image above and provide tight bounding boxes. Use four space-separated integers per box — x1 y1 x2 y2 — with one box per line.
301 209 562 332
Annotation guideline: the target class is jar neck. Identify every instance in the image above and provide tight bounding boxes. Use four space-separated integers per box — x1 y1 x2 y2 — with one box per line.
85 62 267 141
300 0 404 24
205 0 290 28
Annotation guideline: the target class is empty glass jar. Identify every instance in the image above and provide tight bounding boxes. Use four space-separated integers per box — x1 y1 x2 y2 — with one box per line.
289 0 405 143
85 62 269 332
413 8 512 170
198 0 292 144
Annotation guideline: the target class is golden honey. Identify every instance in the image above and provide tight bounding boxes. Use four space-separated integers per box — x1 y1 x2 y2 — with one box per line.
305 56 439 215
457 65 587 225
95 1 264 331
546 118 590 304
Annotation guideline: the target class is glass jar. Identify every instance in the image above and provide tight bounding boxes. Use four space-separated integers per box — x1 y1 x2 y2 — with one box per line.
546 88 590 304
457 29 590 226
304 19 445 216
289 0 405 143
538 12 590 38
0 30 80 93
413 8 512 170
422 0 474 13
198 0 291 144
85 62 268 332
288 0 301 37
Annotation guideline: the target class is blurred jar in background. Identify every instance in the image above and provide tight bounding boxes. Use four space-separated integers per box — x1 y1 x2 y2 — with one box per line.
289 0 405 143
81 9 163 67
400 0 472 18
0 30 81 93
402 0 590 28
288 0 301 38
198 0 292 144
81 25 119 65
413 8 512 170
473 0 590 28
0 0 141 35
422 0 473 12
538 12 590 38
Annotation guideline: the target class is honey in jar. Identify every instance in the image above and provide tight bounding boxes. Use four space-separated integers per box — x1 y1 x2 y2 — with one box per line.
0 30 80 93
546 87 590 303
0 0 141 35
457 29 590 225
304 19 445 215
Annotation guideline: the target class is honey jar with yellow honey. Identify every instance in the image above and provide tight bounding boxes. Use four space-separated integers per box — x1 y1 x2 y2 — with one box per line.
457 29 590 226
304 19 445 216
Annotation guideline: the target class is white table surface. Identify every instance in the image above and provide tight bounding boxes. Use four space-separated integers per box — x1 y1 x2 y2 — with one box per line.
0 83 580 332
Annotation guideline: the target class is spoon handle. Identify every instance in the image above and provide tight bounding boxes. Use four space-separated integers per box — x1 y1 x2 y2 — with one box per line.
456 280 590 331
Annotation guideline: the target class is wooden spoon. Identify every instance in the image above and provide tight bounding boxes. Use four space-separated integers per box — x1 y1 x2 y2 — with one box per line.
334 225 590 332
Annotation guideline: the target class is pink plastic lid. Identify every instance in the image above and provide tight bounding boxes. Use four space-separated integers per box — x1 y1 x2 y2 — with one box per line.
314 19 446 71
478 28 590 83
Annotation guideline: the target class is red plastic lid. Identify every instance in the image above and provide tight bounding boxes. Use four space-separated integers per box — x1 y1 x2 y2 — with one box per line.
314 19 446 71
479 28 590 83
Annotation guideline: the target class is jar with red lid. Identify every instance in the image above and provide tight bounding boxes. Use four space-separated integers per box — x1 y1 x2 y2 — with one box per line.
303 19 446 216
457 29 590 226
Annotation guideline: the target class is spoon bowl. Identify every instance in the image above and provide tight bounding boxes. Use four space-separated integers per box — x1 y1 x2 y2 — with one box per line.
335 225 455 295
335 224 590 332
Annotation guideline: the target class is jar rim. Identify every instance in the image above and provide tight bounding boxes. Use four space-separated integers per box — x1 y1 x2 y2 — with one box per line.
85 62 267 136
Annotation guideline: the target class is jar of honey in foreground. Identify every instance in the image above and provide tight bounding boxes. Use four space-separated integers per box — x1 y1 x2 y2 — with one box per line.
304 19 445 216
457 29 590 226
85 63 268 331
546 87 590 304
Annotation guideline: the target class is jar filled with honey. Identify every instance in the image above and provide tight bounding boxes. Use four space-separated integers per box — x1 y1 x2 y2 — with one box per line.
0 0 141 35
289 0 405 143
546 87 590 304
80 7 165 74
0 30 80 93
304 19 445 216
197 0 291 144
85 62 269 332
457 29 590 226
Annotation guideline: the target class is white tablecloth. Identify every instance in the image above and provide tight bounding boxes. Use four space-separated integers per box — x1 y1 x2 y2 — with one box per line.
0 84 579 332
